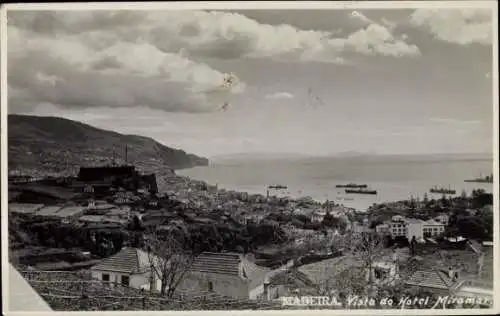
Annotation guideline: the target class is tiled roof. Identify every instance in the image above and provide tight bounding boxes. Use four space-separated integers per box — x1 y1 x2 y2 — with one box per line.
190 252 241 276
190 252 271 288
297 255 360 285
405 218 424 224
405 268 453 290
241 258 271 289
91 247 151 274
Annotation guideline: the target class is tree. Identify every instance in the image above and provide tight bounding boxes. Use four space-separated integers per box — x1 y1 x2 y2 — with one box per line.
325 231 425 301
147 230 197 298
460 189 468 199
423 193 429 205
349 231 386 289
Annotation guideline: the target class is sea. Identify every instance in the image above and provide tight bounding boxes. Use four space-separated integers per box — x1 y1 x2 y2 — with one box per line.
177 153 494 212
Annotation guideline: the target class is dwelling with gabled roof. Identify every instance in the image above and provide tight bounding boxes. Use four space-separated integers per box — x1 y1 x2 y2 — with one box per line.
90 247 160 291
405 266 465 296
177 252 271 300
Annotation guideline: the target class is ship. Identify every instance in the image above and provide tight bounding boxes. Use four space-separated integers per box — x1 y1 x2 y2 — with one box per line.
464 173 493 183
336 183 368 188
268 184 288 189
266 184 288 198
345 188 377 195
429 185 456 194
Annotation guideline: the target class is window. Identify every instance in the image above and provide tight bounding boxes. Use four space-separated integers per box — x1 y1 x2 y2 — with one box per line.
208 281 214 292
121 275 130 286
102 274 110 282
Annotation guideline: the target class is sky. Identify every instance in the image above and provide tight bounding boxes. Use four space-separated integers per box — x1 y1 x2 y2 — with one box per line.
6 5 496 158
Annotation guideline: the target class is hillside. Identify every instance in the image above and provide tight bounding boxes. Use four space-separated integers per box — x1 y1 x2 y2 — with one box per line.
8 114 209 177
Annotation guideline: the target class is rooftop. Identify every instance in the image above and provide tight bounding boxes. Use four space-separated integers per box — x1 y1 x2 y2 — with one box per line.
9 203 44 214
190 252 270 289
90 247 151 274
297 255 360 285
405 268 454 290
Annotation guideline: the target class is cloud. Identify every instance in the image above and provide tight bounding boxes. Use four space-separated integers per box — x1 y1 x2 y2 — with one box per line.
338 24 420 57
381 17 397 30
10 10 420 61
7 10 420 113
265 92 294 100
410 8 493 45
430 117 482 125
8 21 242 113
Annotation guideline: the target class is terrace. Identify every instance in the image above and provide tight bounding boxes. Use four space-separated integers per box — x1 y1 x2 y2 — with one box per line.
18 270 283 311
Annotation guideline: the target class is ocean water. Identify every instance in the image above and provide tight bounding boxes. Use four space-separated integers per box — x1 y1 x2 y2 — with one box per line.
177 153 494 212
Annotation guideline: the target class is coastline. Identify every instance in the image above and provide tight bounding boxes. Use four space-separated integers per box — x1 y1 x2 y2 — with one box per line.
176 155 494 212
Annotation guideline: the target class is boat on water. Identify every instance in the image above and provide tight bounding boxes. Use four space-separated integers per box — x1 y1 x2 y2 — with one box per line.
268 184 288 189
345 188 377 195
429 185 456 194
464 173 493 183
335 183 368 188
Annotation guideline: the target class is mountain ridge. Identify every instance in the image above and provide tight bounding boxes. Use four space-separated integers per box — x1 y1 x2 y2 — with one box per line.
8 114 209 177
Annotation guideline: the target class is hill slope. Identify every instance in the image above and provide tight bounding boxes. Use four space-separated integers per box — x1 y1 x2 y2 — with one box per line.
8 114 209 177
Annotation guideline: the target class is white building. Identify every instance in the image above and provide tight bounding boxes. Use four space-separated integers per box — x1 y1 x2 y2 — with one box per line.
389 216 407 238
311 211 327 223
381 216 444 241
90 247 161 291
433 214 450 226
421 219 445 238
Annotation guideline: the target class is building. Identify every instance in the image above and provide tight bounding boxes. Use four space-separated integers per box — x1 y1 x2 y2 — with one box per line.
177 252 271 300
388 215 407 238
421 219 445 239
375 223 390 235
311 211 326 223
404 266 462 296
139 174 158 194
434 214 450 226
78 165 140 191
90 247 160 291
380 216 445 241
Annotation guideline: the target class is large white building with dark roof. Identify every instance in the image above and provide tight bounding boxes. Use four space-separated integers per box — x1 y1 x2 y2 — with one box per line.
377 215 445 241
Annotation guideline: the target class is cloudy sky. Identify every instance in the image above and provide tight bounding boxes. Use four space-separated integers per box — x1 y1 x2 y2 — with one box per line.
7 6 495 158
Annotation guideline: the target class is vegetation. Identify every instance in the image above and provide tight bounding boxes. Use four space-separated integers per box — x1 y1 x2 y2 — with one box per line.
8 114 208 176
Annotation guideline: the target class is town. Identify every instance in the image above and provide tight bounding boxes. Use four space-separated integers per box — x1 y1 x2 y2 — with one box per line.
8 160 494 310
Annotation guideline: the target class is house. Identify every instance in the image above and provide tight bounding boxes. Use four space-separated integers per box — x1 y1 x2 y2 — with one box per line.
385 216 445 241
375 223 390 235
404 266 460 296
294 255 364 295
177 252 271 300
90 247 160 291
311 211 326 223
388 215 407 238
434 214 450 226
